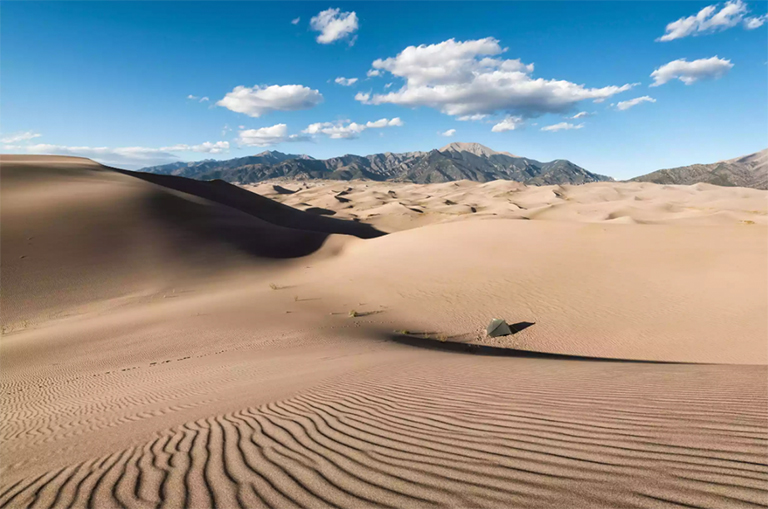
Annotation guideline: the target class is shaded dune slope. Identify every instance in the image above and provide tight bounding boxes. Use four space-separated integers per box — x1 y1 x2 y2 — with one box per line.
117 169 385 239
0 156 382 326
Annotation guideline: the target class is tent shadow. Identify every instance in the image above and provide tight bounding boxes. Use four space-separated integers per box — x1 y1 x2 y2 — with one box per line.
510 321 535 334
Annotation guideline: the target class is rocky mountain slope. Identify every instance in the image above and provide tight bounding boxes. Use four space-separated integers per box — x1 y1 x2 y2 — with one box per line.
632 149 768 190
139 143 612 185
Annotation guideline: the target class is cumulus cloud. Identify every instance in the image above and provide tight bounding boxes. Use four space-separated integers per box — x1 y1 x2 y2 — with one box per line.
4 141 230 169
356 37 634 118
236 124 308 147
310 8 358 45
217 84 323 117
291 17 300 25
1 131 42 143
541 122 584 132
657 0 765 41
302 117 403 139
334 77 359 86
439 129 456 137
491 116 524 132
615 96 656 111
354 91 371 102
651 56 733 86
367 69 381 77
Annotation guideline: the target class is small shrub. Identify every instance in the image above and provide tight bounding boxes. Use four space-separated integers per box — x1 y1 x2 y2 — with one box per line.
349 310 359 318
269 283 278 290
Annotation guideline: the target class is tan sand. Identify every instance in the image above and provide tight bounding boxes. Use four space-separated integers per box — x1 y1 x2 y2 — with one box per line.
248 178 768 231
1 156 767 508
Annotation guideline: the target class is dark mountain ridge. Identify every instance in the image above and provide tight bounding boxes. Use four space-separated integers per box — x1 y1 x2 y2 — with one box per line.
140 142 612 185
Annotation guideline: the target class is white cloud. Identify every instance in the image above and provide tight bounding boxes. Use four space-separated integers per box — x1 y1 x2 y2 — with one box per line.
334 77 359 86
366 117 403 128
439 129 456 137
354 91 371 102
163 141 230 153
187 94 209 103
491 116 524 132
236 124 307 147
384 82 393 89
291 17 300 25
1 131 42 143
650 56 733 86
302 117 403 139
745 13 768 29
571 111 591 119
657 0 765 41
615 96 656 111
4 141 230 169
541 122 584 132
200 96 209 102
310 8 358 45
356 37 634 118
217 84 323 117
457 114 488 121
367 69 381 77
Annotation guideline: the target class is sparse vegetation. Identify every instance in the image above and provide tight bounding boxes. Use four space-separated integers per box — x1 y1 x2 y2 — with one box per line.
269 283 279 290
349 310 359 318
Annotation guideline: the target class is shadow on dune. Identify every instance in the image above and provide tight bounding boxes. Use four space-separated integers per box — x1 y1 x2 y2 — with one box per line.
385 329 700 364
2 158 391 323
145 190 335 259
118 169 386 240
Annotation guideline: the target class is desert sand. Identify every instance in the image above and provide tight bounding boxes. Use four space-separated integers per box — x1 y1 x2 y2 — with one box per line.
1 156 767 508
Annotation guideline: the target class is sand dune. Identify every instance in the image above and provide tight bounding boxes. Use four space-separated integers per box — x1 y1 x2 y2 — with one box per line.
1 156 767 508
248 178 768 231
3 356 766 509
2 156 380 330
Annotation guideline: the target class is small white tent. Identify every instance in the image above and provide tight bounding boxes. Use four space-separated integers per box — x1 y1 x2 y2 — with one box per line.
486 318 512 337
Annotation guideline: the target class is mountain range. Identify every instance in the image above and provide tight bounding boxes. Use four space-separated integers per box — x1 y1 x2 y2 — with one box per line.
631 149 768 190
140 142 612 186
139 143 768 190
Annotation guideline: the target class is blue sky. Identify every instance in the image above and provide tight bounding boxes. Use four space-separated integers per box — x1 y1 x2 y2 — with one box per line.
2 1 766 178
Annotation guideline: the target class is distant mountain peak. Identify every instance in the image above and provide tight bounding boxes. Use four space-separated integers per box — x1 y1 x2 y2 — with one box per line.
439 142 517 158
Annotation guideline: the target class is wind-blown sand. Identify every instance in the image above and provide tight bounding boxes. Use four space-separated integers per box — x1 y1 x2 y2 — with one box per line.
2 156 767 508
